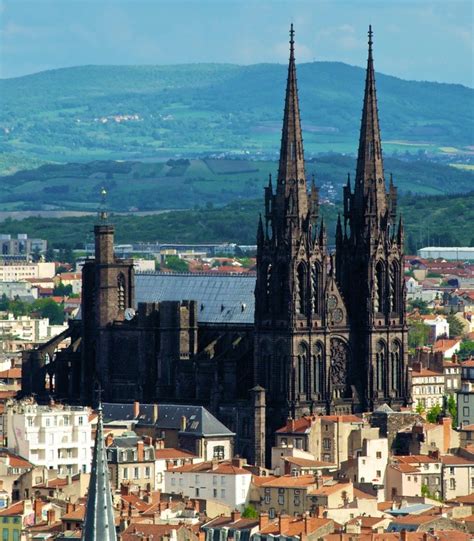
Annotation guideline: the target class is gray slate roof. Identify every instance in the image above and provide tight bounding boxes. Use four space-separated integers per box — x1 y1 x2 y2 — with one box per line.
135 272 255 325
102 402 235 437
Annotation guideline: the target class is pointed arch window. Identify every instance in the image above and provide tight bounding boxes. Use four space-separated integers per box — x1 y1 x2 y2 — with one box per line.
312 263 322 315
391 341 402 395
264 262 272 314
375 261 385 314
375 341 387 396
391 261 401 314
297 343 308 396
277 262 287 313
313 343 324 398
297 262 308 316
117 273 126 311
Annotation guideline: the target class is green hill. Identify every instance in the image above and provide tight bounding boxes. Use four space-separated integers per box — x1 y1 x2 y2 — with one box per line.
1 192 472 250
1 62 472 169
0 156 472 212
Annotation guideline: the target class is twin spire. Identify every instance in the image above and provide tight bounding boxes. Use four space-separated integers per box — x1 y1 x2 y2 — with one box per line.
276 24 387 229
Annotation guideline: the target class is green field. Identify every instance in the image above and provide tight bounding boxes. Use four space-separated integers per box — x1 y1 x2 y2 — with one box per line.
1 62 472 172
0 155 472 212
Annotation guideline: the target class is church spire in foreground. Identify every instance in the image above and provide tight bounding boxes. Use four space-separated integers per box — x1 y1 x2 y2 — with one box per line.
275 23 308 221
354 25 387 220
82 403 117 541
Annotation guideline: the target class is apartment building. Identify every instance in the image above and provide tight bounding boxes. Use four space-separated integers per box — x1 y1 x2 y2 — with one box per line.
4 399 93 476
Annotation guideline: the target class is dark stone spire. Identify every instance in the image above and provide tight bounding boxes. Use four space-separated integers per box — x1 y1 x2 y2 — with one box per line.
354 25 387 220
82 403 117 541
275 24 308 221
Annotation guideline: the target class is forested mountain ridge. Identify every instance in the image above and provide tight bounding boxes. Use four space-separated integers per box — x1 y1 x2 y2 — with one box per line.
1 62 472 170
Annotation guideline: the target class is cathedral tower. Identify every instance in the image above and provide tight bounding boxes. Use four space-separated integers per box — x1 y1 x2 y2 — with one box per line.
336 27 408 410
81 196 135 403
254 26 353 428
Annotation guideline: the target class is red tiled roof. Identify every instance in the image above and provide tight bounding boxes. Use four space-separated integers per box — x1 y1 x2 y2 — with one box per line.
434 339 461 352
440 455 474 466
168 460 250 476
276 416 313 434
154 448 197 460
283 457 335 468
0 501 24 516
389 463 420 474
256 474 317 489
308 481 351 496
0 368 21 379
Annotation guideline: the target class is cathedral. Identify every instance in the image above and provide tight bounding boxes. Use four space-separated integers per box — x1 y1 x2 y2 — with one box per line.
22 26 409 466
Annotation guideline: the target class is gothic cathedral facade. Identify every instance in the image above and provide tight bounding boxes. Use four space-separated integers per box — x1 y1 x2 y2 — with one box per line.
254 26 408 425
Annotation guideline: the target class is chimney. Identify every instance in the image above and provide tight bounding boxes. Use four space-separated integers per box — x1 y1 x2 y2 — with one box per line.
47 509 55 525
232 457 244 468
278 514 290 534
259 512 269 530
137 440 144 462
304 513 310 534
440 417 451 453
34 499 43 523
314 470 323 489
181 415 187 431
133 401 140 418
287 417 295 432
153 404 159 424
231 510 241 522
154 439 165 450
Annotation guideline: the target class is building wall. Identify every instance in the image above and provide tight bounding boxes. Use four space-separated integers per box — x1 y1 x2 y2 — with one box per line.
5 402 93 476
442 464 474 499
164 470 251 511
457 383 474 427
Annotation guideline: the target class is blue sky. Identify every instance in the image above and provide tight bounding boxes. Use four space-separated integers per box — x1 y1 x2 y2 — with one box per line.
1 0 472 86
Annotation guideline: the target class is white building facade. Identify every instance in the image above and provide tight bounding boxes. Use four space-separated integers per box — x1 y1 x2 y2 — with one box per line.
5 400 93 476
164 459 252 511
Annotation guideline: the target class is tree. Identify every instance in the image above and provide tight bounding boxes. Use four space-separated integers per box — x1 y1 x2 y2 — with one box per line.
459 340 474 359
408 299 430 315
447 314 464 338
415 401 425 415
426 403 442 424
164 255 189 273
45 247 56 262
31 246 42 263
31 299 65 325
242 504 258 519
446 394 457 427
53 283 73 296
408 321 430 349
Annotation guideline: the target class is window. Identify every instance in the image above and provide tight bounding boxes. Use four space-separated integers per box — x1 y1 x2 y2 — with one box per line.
295 438 303 449
269 508 275 519
179 478 183 486
213 476 217 486
195 475 200 484
281 438 288 446
213 446 225 459
133 467 139 479
471 477 474 489
278 495 284 505
264 494 270 504
27 418 33 427
195 488 200 497
450 467 455 475
294 496 300 506
213 489 217 497
221 476 225 485
463 407 470 416
78 417 84 425
376 452 382 459
45 418 50 427
123 468 128 480
450 478 455 490
221 489 226 498
323 438 331 450
376 470 381 478
171 477 175 486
